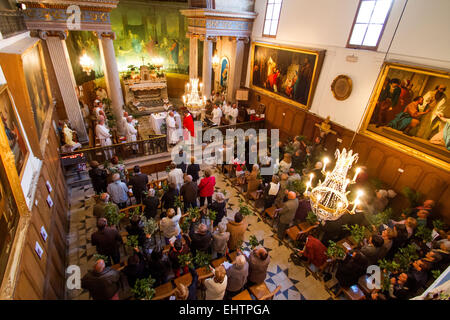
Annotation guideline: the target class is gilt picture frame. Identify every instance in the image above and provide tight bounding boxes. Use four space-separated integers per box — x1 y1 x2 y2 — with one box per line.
250 41 325 110
361 62 450 171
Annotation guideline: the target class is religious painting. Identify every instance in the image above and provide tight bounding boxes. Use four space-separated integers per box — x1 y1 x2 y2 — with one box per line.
0 86 29 177
362 62 450 170
0 153 21 288
110 1 190 75
220 57 229 89
22 43 52 139
250 42 325 109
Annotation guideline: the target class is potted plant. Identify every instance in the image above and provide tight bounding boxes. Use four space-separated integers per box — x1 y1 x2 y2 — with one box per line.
174 196 184 211
126 235 139 250
402 187 422 208
132 276 156 300
326 241 346 260
193 251 211 269
238 198 253 216
288 179 306 197
432 219 446 233
367 208 392 230
343 224 367 247
249 235 259 250
104 203 125 228
178 253 194 269
306 211 319 226
415 225 432 243
141 216 158 237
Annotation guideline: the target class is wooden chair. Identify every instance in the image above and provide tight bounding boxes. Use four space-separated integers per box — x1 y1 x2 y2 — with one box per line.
173 272 193 288
227 251 238 263
263 206 279 227
152 282 175 300
232 289 253 300
119 204 144 218
247 189 263 201
286 225 302 241
336 284 366 300
196 266 214 281
249 283 282 300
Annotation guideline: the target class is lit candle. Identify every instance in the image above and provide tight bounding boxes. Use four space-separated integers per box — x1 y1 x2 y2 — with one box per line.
352 199 360 213
322 157 329 172
305 182 311 194
309 173 314 186
183 95 186 104
353 167 361 182
343 178 350 190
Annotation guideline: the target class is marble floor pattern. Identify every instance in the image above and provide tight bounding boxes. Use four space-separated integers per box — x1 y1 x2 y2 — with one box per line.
65 165 333 300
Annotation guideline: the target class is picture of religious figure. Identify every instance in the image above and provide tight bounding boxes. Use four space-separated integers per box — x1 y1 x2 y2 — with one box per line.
22 44 51 138
364 63 450 167
0 156 20 285
0 87 28 176
250 42 325 109
220 57 229 88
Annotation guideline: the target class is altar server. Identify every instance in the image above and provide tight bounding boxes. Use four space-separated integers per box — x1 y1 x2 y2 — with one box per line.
211 104 223 126
166 111 179 146
228 103 239 125
95 118 113 160
126 116 138 151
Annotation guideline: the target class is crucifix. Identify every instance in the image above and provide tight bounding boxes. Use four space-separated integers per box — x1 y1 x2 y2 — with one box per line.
315 116 337 137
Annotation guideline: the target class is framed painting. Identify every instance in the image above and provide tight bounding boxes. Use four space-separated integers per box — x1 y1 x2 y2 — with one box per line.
361 62 450 170
250 41 325 109
0 85 29 178
0 38 54 159
21 42 52 139
220 56 229 89
0 103 29 297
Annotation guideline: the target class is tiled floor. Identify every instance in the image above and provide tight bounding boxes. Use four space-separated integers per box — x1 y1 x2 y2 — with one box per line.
65 164 333 300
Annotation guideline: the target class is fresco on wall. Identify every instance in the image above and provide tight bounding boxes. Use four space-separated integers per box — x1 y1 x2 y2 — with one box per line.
220 57 229 88
363 63 450 168
110 2 189 75
250 42 325 109
66 31 103 85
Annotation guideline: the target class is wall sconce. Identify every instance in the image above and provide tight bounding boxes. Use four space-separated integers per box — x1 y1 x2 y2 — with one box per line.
79 51 94 75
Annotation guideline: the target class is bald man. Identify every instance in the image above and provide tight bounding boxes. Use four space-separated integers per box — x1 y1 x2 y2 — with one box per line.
277 191 299 240
93 193 119 219
81 259 121 300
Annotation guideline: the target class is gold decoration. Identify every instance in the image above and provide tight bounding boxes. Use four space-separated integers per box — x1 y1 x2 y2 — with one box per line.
331 75 352 101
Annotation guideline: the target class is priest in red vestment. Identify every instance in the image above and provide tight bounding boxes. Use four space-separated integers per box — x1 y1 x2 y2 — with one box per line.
183 109 195 141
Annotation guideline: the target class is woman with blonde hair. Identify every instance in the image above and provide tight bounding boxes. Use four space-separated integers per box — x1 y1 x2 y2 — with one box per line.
205 265 227 300
278 153 292 174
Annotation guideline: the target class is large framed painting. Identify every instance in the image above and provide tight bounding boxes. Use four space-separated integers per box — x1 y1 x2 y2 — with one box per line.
0 102 29 297
0 85 29 178
0 38 54 159
361 62 450 170
250 41 325 109
21 42 52 139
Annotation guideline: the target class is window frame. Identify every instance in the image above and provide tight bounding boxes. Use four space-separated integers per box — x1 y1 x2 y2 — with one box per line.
346 0 394 51
262 0 283 38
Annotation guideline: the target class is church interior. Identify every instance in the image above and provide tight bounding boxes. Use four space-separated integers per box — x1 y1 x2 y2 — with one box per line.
0 0 449 302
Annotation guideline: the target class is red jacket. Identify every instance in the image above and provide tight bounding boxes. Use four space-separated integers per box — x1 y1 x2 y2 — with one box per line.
198 176 215 197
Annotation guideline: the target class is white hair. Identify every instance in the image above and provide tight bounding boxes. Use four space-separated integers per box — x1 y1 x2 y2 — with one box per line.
112 173 120 181
148 188 155 197
235 255 246 267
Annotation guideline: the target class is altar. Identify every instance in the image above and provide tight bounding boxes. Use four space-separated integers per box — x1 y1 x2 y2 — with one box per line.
150 111 183 138
123 65 169 114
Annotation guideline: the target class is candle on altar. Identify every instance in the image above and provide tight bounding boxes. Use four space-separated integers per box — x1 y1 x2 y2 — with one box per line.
309 173 314 186
305 182 311 194
353 167 361 182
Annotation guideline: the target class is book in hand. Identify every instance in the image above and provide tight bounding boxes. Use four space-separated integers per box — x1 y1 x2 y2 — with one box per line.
222 261 233 270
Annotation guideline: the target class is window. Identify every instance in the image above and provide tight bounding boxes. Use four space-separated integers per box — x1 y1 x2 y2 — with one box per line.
347 0 393 50
263 0 283 37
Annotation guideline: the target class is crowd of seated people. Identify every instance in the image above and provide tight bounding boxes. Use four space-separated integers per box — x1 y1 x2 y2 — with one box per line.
83 130 449 301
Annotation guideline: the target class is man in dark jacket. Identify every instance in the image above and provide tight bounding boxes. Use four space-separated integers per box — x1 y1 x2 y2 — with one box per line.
180 175 198 210
81 259 121 300
125 215 147 247
89 160 108 194
143 188 159 219
161 183 179 213
335 251 368 287
189 222 212 256
91 218 123 265
128 165 148 204
122 253 149 288
186 157 201 182
246 247 270 286
208 192 226 227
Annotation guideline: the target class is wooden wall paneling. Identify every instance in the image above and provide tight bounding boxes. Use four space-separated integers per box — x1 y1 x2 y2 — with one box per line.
292 112 306 136
13 270 41 300
394 165 424 193
378 156 403 187
351 140 370 164
416 173 447 202
437 186 450 225
365 147 384 178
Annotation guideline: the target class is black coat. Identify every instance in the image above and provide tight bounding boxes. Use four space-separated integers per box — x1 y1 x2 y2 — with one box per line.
189 223 212 255
91 227 123 257
126 222 147 247
208 201 226 226
161 187 179 210
89 167 108 193
123 253 149 288
335 255 368 287
81 268 121 300
181 181 198 203
143 196 159 219
128 173 148 198
149 256 171 287
187 164 201 182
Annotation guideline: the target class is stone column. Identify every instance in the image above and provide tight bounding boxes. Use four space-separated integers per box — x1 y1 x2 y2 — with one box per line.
189 34 198 79
41 31 89 143
227 37 247 102
96 31 125 135
202 36 213 98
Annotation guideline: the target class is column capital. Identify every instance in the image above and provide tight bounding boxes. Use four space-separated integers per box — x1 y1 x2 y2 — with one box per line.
33 30 68 40
94 31 116 41
187 32 201 39
237 37 250 44
205 36 217 42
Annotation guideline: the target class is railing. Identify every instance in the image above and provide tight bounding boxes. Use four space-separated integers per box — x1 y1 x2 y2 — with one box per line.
202 119 266 135
0 10 26 39
60 135 168 165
